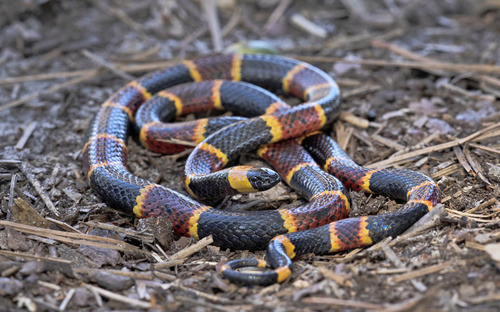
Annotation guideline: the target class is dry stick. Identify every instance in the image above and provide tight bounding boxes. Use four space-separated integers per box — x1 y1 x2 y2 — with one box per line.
0 249 72 263
92 0 149 41
82 49 135 81
453 146 474 176
468 143 500 155
15 121 38 150
372 39 500 91
388 261 453 283
0 60 183 111
169 235 214 260
0 60 178 88
221 6 241 38
263 0 293 32
74 268 154 280
0 70 94 85
21 163 60 218
339 112 369 128
464 145 490 184
175 296 235 312
381 243 427 292
154 259 185 269
179 26 208 59
84 284 151 309
202 0 223 52
368 122 500 168
8 174 17 209
465 198 497 214
301 297 385 310
46 217 84 234
58 288 75 311
317 266 346 285
342 84 381 98
372 134 406 151
0 220 143 252
287 54 500 74
290 13 327 38
1 71 98 111
82 221 154 242
176 282 231 303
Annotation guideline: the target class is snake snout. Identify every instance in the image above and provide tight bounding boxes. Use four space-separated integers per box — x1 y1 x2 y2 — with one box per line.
247 167 280 191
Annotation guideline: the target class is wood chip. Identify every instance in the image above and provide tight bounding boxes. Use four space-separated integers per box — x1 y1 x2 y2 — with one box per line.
84 284 151 309
169 235 214 260
388 261 453 283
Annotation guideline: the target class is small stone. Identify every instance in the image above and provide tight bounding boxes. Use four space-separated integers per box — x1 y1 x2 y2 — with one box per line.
485 163 500 183
19 261 45 275
92 271 134 291
474 233 490 243
0 278 23 296
72 287 92 306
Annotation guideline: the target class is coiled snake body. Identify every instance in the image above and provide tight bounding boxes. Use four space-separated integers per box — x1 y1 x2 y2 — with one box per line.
82 54 440 285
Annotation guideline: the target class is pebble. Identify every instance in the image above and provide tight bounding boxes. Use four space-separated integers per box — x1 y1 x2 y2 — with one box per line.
92 271 134 291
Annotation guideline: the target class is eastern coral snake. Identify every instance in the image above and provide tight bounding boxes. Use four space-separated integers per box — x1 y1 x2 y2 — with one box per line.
82 54 440 285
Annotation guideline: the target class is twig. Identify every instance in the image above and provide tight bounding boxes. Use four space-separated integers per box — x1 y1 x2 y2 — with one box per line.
453 146 474 176
0 220 144 253
92 0 149 41
1 72 98 112
0 69 95 85
264 0 292 32
81 49 135 81
302 297 385 309
368 122 500 168
59 288 75 311
342 84 381 98
84 284 151 309
154 259 185 269
221 6 241 37
169 235 214 260
388 261 453 283
286 55 500 74
290 13 327 38
381 243 427 292
175 296 236 312
82 221 154 242
317 266 346 285
8 174 17 209
15 121 37 150
21 163 60 218
176 282 231 303
465 198 497 214
372 134 406 151
464 144 490 185
46 217 84 234
468 143 500 155
0 249 72 263
202 0 223 52
74 268 154 280
431 163 462 180
467 293 500 304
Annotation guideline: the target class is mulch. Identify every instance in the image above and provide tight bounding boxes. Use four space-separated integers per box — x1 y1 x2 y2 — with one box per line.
0 0 499 311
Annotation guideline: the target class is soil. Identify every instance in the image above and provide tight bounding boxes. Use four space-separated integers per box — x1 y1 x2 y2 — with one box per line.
0 0 499 311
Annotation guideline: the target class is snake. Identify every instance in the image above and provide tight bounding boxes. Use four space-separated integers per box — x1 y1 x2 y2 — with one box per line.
82 54 440 285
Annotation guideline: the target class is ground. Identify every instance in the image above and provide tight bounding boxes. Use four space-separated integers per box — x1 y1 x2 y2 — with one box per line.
0 0 499 311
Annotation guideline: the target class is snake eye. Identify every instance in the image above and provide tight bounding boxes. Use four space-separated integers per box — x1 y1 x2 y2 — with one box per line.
247 167 280 191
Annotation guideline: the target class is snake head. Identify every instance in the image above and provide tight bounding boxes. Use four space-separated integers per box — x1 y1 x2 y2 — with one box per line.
247 167 280 191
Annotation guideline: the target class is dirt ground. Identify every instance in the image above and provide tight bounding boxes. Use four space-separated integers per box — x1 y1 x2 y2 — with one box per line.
1 0 500 311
